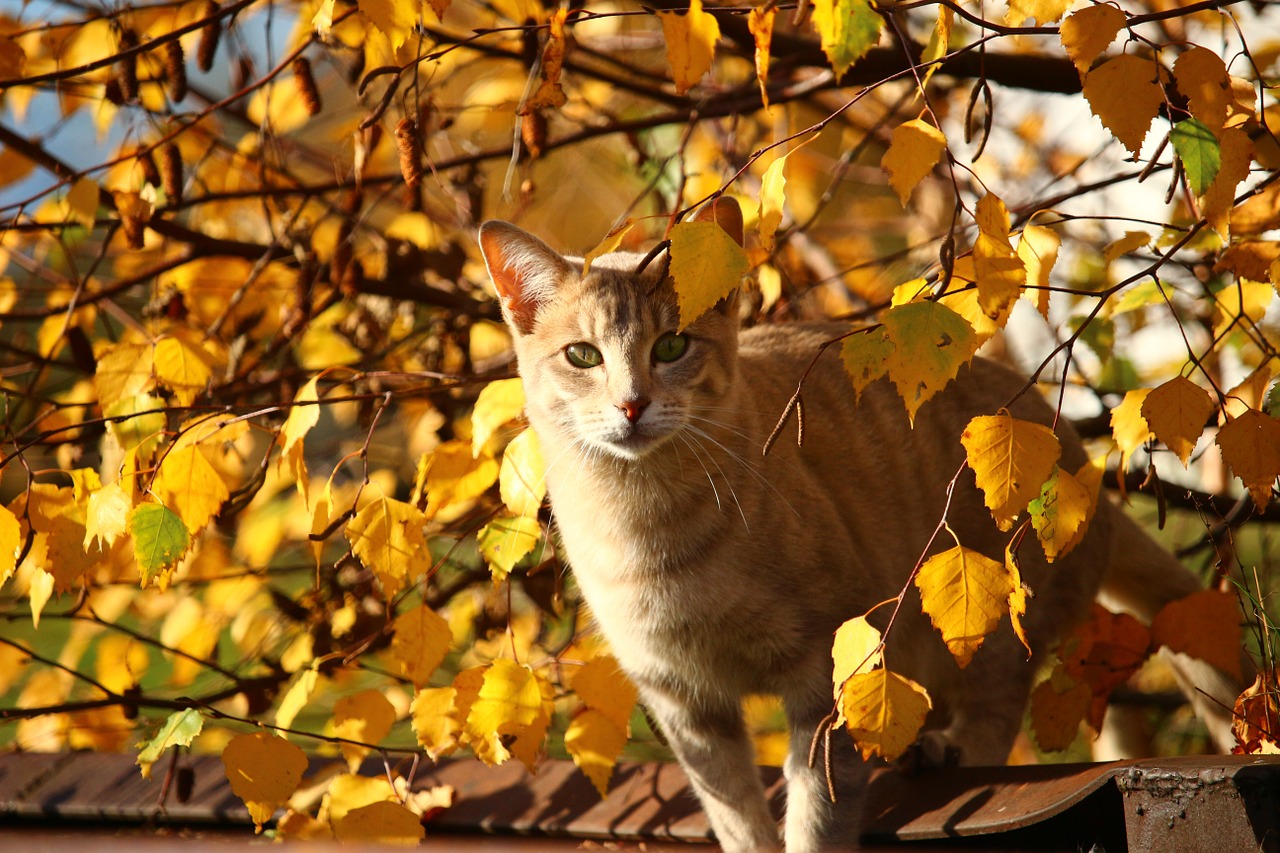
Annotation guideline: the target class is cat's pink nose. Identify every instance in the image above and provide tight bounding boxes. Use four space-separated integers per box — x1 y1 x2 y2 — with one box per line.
618 398 650 423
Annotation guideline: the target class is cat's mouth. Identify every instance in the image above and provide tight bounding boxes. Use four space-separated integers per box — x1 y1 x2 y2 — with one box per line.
592 422 673 460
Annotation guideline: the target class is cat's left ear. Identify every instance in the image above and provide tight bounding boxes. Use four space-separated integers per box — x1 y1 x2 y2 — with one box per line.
692 196 743 247
478 221 574 335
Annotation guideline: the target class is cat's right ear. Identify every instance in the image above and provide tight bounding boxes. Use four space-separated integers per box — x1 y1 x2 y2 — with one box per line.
478 221 574 335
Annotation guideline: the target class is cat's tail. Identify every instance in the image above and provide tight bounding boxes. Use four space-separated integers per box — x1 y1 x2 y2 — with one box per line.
1097 506 1242 752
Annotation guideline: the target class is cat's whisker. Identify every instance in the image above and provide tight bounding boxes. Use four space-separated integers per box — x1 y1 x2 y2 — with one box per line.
678 427 750 531
675 432 725 513
681 422 799 519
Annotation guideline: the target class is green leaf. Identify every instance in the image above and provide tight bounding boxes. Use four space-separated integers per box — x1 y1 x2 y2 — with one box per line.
811 0 882 78
1264 382 1280 419
477 514 542 584
1171 118 1221 196
136 708 204 771
129 502 190 586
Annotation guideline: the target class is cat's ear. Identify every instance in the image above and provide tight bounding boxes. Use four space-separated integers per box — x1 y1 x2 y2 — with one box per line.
478 221 574 335
692 196 743 247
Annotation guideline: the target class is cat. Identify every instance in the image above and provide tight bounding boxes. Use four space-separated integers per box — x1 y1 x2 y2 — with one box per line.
479 197 1236 852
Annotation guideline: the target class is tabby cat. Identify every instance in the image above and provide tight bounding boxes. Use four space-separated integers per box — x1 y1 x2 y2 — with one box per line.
479 197 1232 852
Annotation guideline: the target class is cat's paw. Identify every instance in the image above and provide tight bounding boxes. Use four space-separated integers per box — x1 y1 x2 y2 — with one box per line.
896 731 962 776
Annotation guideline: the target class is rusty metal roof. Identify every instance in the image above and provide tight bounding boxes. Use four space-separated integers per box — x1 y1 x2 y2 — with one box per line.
2 752 1278 850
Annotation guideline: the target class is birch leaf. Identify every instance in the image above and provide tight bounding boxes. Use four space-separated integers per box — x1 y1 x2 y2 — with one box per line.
344 495 430 597
221 732 308 831
881 119 946 206
811 0 881 78
1215 408 1280 510
668 220 749 330
915 545 1013 668
839 669 931 761
1140 375 1214 467
882 301 978 424
391 605 452 687
1060 5 1125 78
1082 55 1163 156
657 0 719 95
471 378 525 458
961 412 1062 531
1151 589 1243 680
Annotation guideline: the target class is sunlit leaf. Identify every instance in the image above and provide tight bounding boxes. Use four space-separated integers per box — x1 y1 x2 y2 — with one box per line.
811 0 881 78
657 0 719 95
882 301 978 423
832 615 883 701
275 665 320 730
345 495 429 598
129 503 190 588
477 514 542 584
221 731 308 831
1005 542 1030 657
391 605 453 687
464 659 553 771
1005 0 1071 27
333 801 425 844
0 503 21 588
565 708 628 797
1082 55 1163 157
571 655 637 731
1140 375 1214 467
153 334 216 406
1028 466 1093 562
961 412 1062 531
420 441 500 519
839 668 931 761
1174 46 1231 132
472 378 525 458
748 7 775 108
1215 408 1280 511
1102 230 1151 265
915 545 1013 668
881 119 946 207
974 193 1026 321
411 686 461 759
152 445 229 536
1060 5 1125 78
1201 127 1253 239
668 220 750 330
1171 118 1221 196
1016 220 1060 318
136 708 203 776
840 328 893 402
582 219 636 277
499 427 546 517
333 689 397 771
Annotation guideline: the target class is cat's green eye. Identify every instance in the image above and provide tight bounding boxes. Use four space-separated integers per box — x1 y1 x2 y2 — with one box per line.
653 333 688 363
565 342 603 368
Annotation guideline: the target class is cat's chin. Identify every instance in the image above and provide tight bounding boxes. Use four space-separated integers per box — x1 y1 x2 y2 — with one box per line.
590 431 672 462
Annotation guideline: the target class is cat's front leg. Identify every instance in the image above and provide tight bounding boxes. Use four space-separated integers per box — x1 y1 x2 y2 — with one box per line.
642 687 780 852
783 692 871 852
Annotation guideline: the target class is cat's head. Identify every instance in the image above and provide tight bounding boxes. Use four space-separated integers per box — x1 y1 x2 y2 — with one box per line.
479 198 744 462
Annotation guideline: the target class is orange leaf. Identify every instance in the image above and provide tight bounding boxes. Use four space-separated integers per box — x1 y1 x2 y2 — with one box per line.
1215 408 1280 510
1151 589 1243 681
1140 375 1214 467
1060 5 1125 78
1083 55 1163 157
657 0 719 95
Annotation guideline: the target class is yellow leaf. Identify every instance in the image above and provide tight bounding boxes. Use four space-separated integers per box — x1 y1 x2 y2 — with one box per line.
811 0 882 78
477 514 542 584
64 177 99 228
472 378 525 458
411 686 461 759
1060 4 1125 78
1151 589 1243 680
961 412 1062 531
758 152 790 253
1005 542 1030 657
1216 409 1280 511
152 445 230 535
832 615 883 701
333 801 425 845
221 732 308 832
275 664 320 729
28 568 55 629
1005 0 1071 27
391 605 452 687
668 220 750 330
95 342 155 409
1102 229 1151 264
839 669 931 762
499 428 546 517
359 0 417 52
95 634 149 695
1201 127 1253 240
312 0 336 38
1174 46 1230 131
565 708 629 797
1 503 23 587
333 689 397 771
915 545 1013 668
345 495 429 598
1016 220 1060 318
657 0 719 95
748 7 774 108
280 377 320 460
920 6 953 87
1214 278 1275 340
1028 466 1093 562
581 219 636 277
464 659 553 771
882 301 979 424
570 655 637 731
153 334 216 406
1030 668 1090 751
840 328 893 402
322 772 396 826
1110 388 1154 474
385 212 439 250
1140 375 1214 467
881 119 946 207
84 480 132 551
1083 55 1164 157
974 193 1026 321
421 440 500 519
